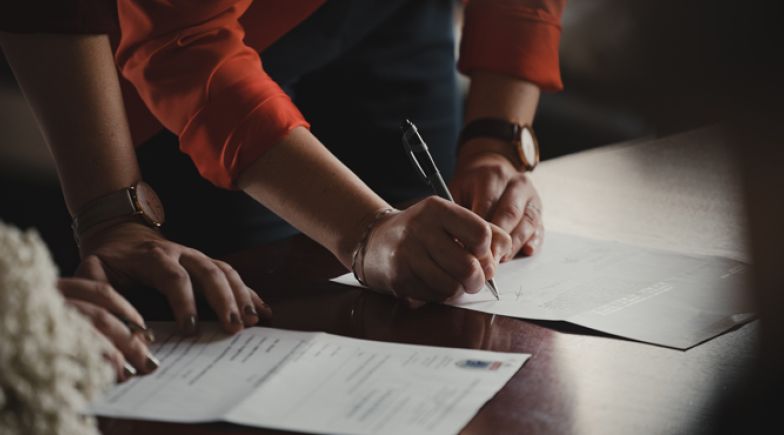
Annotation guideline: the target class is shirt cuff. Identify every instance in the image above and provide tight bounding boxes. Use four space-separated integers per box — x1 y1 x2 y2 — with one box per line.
459 3 564 92
179 78 309 189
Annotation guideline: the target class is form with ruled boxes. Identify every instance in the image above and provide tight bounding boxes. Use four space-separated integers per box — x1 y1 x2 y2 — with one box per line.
91 322 529 435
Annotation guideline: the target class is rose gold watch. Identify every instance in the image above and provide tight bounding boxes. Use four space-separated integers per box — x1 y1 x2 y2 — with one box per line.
72 181 165 243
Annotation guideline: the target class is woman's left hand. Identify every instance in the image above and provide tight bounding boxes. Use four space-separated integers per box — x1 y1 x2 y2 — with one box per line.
57 277 158 382
450 149 544 261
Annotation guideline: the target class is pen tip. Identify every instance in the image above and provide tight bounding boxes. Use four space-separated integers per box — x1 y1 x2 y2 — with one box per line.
487 279 500 300
401 119 415 131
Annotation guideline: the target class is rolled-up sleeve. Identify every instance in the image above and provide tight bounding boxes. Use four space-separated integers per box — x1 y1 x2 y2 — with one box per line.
116 0 308 189
460 0 566 91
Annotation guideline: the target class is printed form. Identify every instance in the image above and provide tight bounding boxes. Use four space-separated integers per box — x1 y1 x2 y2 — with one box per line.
91 322 528 435
334 232 754 349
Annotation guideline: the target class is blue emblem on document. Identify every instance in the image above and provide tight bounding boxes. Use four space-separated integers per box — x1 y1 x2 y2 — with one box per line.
456 359 502 371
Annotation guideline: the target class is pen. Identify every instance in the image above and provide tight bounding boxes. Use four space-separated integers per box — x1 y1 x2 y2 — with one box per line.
400 119 500 300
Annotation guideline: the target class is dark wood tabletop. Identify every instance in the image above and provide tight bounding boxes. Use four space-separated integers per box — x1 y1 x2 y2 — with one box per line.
98 233 758 435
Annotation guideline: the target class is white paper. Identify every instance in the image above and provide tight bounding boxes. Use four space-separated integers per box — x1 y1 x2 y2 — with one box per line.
92 322 529 435
333 232 754 349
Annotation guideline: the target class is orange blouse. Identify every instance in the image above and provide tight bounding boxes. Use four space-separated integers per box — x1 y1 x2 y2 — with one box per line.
116 0 565 189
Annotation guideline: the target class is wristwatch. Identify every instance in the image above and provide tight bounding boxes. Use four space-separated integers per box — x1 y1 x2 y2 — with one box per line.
72 181 165 243
458 118 540 171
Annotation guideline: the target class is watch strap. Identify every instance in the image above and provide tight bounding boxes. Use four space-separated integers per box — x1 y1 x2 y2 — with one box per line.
72 188 139 238
459 118 523 146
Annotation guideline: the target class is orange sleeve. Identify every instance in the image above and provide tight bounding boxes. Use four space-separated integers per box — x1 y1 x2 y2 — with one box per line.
116 0 309 189
459 0 566 92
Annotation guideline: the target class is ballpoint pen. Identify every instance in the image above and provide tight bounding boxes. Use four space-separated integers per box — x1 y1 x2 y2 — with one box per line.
400 119 501 300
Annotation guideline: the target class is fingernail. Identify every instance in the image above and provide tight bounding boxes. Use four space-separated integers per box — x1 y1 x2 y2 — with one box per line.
145 352 160 372
135 327 155 343
183 314 198 335
230 312 242 326
244 305 258 318
123 361 137 377
258 302 273 318
122 317 154 342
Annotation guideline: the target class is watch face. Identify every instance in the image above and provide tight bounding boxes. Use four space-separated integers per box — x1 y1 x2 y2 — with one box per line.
135 182 165 226
520 127 539 170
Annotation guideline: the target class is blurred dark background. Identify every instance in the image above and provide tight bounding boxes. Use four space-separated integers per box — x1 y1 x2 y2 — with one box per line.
0 0 781 273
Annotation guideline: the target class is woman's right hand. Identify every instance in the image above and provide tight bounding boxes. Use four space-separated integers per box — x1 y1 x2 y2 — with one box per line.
361 196 512 301
57 277 158 382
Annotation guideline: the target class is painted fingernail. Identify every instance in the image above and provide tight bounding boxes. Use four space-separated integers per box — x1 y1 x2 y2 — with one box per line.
230 312 242 326
123 361 137 378
244 304 258 318
145 352 160 371
258 302 273 317
183 314 198 336
121 317 155 342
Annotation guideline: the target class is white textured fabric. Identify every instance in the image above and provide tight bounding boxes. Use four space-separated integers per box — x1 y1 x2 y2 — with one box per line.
0 222 113 435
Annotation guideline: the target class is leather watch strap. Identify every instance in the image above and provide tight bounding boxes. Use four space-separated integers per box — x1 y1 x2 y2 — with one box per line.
459 118 523 146
459 118 540 171
72 188 139 238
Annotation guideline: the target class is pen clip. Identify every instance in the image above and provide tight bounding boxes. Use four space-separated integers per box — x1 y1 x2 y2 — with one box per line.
401 120 429 182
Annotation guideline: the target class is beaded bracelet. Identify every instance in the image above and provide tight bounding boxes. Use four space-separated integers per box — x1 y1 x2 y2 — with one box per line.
351 208 397 287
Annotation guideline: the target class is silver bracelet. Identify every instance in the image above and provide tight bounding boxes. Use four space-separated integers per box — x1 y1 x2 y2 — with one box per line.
351 208 397 287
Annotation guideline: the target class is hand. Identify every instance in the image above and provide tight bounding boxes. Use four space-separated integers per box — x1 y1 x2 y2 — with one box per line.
360 197 512 301
57 277 157 382
76 221 272 336
450 148 544 261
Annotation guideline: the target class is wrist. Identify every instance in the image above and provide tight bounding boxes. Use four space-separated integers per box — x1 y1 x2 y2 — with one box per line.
71 181 165 249
457 138 520 170
77 220 160 256
349 208 398 286
335 206 395 269
457 119 541 172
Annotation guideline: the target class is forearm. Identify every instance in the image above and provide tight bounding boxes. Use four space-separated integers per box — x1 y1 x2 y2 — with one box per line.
0 33 140 215
461 72 540 161
237 127 390 268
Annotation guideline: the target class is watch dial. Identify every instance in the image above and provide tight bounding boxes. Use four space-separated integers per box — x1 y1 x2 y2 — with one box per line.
136 183 165 225
521 127 537 165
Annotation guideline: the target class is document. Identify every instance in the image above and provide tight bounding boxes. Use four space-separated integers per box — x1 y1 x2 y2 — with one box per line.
334 232 754 349
91 322 529 435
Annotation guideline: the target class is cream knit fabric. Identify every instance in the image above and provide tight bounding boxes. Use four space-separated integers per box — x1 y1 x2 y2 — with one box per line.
0 222 113 435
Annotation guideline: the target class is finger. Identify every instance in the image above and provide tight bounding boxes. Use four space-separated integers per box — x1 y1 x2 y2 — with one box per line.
523 225 545 256
507 207 538 260
403 297 427 309
137 247 199 336
424 229 487 293
489 224 513 264
469 177 504 220
490 179 529 234
411 243 466 298
406 271 447 302
180 252 242 334
389 261 444 302
57 277 148 337
214 260 261 326
68 300 159 375
75 254 110 283
428 197 493 258
248 290 273 324
103 347 126 382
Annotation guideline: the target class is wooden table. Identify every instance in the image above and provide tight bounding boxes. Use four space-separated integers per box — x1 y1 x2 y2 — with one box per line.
99 127 757 434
